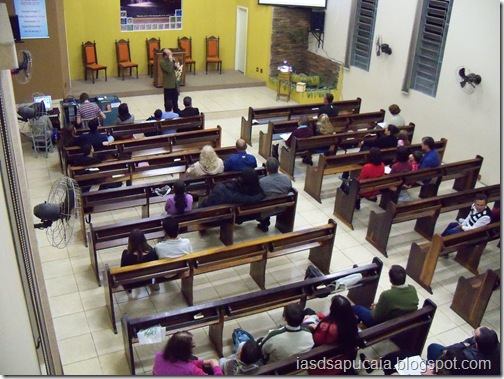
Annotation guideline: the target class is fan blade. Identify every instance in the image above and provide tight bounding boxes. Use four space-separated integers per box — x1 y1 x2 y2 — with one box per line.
458 67 466 78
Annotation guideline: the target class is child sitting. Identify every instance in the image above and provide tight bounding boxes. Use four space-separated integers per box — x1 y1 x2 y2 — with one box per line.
409 150 423 171
219 340 262 375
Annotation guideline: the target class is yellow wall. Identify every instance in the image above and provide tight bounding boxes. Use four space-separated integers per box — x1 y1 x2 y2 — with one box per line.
65 0 274 80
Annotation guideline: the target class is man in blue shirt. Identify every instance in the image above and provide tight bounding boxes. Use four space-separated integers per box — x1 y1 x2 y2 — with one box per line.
419 136 440 169
224 138 257 172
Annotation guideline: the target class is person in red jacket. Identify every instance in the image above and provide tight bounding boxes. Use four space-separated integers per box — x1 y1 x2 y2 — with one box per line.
355 147 385 210
304 295 359 375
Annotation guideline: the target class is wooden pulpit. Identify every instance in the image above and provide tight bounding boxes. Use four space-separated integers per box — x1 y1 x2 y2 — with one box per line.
153 48 186 88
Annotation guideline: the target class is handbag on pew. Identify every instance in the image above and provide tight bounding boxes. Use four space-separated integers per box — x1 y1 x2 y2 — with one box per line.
304 265 335 298
339 180 350 195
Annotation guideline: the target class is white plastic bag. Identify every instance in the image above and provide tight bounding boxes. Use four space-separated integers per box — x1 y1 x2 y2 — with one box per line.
137 325 166 345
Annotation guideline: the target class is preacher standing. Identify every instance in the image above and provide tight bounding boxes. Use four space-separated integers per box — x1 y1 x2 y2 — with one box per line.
160 48 180 113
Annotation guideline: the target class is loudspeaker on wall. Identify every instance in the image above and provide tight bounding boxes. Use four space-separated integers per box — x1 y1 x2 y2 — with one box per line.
310 11 325 32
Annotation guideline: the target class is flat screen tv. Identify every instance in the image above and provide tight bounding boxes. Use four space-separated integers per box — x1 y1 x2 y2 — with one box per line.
258 0 326 8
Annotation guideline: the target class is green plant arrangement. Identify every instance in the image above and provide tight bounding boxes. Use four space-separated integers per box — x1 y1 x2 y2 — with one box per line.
269 74 337 97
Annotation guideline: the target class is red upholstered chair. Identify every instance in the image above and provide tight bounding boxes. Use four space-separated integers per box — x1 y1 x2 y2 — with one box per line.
205 36 222 74
82 41 107 84
146 37 160 77
178 36 196 75
115 39 138 80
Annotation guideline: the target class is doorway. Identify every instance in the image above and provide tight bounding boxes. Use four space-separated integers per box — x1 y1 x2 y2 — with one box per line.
235 6 248 74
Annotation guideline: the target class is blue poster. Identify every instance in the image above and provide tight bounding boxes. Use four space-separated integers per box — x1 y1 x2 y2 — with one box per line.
120 0 182 32
13 0 49 39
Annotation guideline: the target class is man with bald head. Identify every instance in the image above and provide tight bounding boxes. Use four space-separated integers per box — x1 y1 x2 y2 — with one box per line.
224 139 257 172
160 48 180 113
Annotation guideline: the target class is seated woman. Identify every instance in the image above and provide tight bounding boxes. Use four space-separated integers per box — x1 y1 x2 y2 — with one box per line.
390 146 411 174
116 103 135 125
199 169 265 208
304 295 359 375
302 113 335 165
120 229 158 295
59 123 80 149
152 330 223 376
355 147 385 210
184 145 224 177
397 129 410 147
165 180 193 215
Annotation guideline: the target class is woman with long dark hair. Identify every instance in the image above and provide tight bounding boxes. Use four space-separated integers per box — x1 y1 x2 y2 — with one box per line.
355 147 385 209
307 295 359 375
152 331 223 375
199 169 265 208
165 180 193 215
120 229 158 293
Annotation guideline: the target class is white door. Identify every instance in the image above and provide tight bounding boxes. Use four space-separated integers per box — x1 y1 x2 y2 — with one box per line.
235 6 248 73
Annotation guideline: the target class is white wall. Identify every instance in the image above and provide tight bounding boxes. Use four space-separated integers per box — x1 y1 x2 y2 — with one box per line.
312 0 500 184
0 71 41 375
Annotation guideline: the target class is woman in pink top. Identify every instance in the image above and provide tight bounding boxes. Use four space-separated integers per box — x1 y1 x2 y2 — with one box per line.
165 180 193 215
152 331 223 376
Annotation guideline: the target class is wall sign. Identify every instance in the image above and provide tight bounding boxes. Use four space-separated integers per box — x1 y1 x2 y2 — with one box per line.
13 0 49 39
120 0 182 32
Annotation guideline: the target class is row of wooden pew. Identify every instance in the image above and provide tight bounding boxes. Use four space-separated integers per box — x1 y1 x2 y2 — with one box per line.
304 136 445 203
79 166 268 246
63 124 220 174
240 97 362 145
258 109 387 160
88 189 298 286
105 219 334 333
120 257 437 375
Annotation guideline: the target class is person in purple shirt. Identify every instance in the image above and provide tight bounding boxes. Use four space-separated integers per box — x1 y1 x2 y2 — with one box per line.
419 136 440 169
153 331 223 376
224 138 257 172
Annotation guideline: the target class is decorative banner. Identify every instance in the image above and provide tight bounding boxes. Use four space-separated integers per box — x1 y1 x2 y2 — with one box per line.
120 0 182 32
13 0 49 39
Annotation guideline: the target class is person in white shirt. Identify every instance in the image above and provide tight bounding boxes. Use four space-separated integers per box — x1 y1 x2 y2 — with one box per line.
441 193 492 238
259 303 314 363
155 217 193 259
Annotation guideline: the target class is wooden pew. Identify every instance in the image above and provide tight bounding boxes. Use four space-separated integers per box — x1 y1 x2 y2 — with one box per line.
105 220 337 333
89 205 236 285
89 189 298 285
74 114 205 137
120 257 383 373
450 269 500 328
366 184 500 257
258 109 387 159
406 222 500 293
255 299 437 375
333 156 484 230
240 98 362 146
78 166 266 246
304 130 440 203
279 116 398 180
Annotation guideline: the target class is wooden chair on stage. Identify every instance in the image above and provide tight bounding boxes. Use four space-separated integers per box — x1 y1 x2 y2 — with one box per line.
146 37 160 77
178 36 196 75
115 39 138 80
205 36 222 74
82 41 107 84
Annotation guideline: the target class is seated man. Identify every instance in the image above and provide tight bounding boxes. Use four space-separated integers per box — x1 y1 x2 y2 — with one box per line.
177 96 200 117
257 157 292 232
427 326 500 375
317 92 338 117
76 92 106 128
441 193 492 237
224 138 257 172
419 136 440 169
78 118 113 148
352 265 418 327
272 116 314 164
260 303 314 363
68 144 101 167
155 217 192 259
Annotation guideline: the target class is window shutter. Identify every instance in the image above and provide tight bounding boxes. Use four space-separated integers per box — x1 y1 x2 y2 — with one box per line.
350 0 379 71
410 0 453 97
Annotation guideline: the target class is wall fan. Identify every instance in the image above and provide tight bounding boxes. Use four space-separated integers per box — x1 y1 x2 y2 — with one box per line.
456 67 482 94
375 35 392 57
11 49 33 84
33 177 81 248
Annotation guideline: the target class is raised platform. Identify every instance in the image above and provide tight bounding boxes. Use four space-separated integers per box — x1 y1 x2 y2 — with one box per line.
67 70 265 98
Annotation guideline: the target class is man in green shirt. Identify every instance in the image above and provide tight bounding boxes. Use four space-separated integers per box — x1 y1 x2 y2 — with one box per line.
352 265 418 327
160 48 180 113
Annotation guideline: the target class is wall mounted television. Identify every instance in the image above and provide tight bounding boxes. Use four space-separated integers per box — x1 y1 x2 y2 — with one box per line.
258 0 327 8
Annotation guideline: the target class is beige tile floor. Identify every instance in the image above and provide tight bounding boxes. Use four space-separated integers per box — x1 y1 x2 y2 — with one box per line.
22 86 500 375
